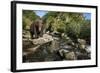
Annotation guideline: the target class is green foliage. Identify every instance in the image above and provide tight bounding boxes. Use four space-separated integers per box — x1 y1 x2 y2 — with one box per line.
79 20 91 44
22 10 39 30
43 11 91 43
23 10 39 21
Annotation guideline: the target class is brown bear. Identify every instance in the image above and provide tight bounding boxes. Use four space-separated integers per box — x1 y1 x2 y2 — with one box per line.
30 19 44 39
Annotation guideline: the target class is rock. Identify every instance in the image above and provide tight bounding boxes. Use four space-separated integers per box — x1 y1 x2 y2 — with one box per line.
49 40 60 53
59 49 69 57
23 30 31 39
32 38 46 45
64 51 76 60
78 44 86 50
86 46 91 53
44 56 55 61
76 51 90 60
23 45 41 58
32 34 53 45
53 37 59 40
78 39 86 45
59 49 76 60
23 39 33 49
62 45 72 49
61 33 65 37
65 37 75 47
23 34 31 39
77 39 87 51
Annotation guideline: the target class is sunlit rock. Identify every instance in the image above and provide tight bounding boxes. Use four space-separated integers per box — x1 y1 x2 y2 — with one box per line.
32 34 53 45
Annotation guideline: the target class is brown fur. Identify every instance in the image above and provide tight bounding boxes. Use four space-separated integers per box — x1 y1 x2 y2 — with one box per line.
30 19 44 39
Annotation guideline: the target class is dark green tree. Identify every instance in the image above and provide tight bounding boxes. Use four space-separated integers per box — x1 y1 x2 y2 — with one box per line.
43 11 91 43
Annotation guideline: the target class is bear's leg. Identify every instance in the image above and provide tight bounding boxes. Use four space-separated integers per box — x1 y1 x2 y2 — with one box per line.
30 32 33 39
34 26 38 38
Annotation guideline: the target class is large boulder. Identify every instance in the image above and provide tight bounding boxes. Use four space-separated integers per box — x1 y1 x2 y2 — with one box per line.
78 39 86 50
59 49 76 60
64 51 76 60
32 34 53 45
49 40 60 53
